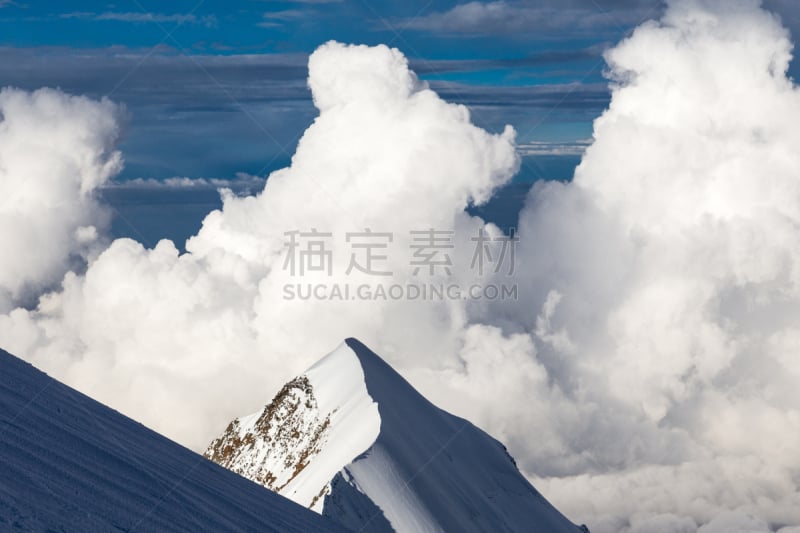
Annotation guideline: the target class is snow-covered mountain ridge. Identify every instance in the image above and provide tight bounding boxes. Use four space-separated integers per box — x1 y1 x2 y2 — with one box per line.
0 347 348 532
206 338 587 532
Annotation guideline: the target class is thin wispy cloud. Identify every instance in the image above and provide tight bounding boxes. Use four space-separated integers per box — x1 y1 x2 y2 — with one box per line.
517 139 592 156
106 173 266 191
403 0 659 35
259 0 342 3
259 9 305 28
410 44 609 74
61 11 218 28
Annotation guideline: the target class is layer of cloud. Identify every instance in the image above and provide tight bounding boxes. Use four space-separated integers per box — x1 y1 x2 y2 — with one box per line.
518 139 592 156
429 80 610 109
411 44 609 74
0 46 602 179
0 46 608 111
259 10 305 28
0 47 314 178
106 173 267 192
403 0 662 35
2 0 800 531
61 11 218 28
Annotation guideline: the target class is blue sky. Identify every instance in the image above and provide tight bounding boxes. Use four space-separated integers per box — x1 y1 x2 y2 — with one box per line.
2 0 798 182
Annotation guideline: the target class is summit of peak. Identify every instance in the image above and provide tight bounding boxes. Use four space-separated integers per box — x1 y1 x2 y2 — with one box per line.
206 340 584 532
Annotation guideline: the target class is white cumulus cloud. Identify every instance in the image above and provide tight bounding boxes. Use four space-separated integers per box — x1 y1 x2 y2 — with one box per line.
0 88 122 313
0 41 519 453
2 1 800 531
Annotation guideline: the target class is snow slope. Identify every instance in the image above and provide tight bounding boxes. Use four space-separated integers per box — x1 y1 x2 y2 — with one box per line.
207 338 586 532
0 347 350 532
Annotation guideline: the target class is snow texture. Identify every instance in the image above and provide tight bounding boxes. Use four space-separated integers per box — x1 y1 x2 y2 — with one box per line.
0 347 349 532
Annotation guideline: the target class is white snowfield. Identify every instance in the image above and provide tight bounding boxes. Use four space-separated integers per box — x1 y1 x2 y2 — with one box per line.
0 347 349 532
208 338 587 533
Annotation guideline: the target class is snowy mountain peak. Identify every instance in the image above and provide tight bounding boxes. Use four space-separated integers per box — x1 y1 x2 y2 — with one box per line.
206 339 585 532
205 341 380 511
205 375 333 502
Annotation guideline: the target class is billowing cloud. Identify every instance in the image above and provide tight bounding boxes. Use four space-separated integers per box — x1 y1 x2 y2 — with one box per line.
0 40 519 452
0 88 122 312
441 0 800 529
3 0 800 531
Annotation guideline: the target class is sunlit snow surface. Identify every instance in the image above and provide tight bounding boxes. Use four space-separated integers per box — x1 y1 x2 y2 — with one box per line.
205 342 381 512
208 338 585 532
0 348 348 532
